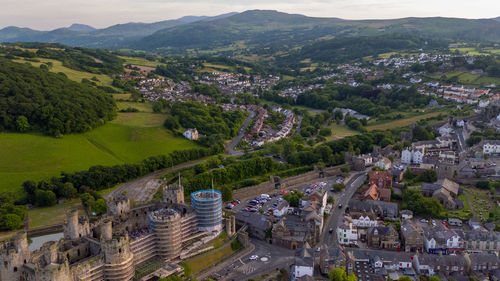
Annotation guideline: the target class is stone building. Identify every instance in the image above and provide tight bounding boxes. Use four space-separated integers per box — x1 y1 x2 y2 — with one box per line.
0 182 226 281
367 225 399 249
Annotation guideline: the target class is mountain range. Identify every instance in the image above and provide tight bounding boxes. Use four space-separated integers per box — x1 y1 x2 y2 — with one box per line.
1 10 500 53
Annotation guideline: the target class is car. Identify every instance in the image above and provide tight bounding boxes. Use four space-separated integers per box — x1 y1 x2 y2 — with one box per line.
316 247 321 252
420 219 428 223
329 228 333 234
338 204 342 209
249 255 259 261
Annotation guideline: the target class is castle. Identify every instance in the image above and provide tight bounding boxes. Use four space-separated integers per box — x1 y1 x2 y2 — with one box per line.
0 182 234 281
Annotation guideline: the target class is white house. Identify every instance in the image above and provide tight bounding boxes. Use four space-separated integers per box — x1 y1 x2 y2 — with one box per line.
273 201 289 217
351 215 378 228
402 149 412 164
337 222 358 246
400 210 413 220
413 149 424 164
483 140 500 155
291 247 314 280
375 157 392 170
456 119 465 127
183 128 199 140
360 154 373 166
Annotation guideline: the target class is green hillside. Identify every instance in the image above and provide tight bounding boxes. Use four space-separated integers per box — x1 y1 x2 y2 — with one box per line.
0 111 199 194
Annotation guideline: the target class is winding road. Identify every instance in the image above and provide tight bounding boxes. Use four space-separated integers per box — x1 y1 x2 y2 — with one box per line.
225 110 255 156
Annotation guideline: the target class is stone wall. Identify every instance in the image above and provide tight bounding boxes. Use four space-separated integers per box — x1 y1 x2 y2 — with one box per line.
233 166 345 201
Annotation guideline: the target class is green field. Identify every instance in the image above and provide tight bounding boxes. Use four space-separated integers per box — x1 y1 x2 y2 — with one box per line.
119 56 164 68
28 199 83 228
12 58 114 87
442 71 500 87
327 124 359 140
366 110 447 131
183 242 236 275
0 112 199 193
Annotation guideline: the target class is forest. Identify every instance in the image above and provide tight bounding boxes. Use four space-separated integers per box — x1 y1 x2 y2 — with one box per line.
0 59 116 136
164 101 248 139
296 83 431 117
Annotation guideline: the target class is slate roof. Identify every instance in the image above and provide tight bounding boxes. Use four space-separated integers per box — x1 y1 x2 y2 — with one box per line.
295 246 315 267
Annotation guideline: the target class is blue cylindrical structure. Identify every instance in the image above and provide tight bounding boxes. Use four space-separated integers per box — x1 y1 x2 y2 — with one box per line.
191 190 223 232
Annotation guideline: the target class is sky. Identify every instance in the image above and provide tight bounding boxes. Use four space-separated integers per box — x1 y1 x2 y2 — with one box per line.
1 0 500 30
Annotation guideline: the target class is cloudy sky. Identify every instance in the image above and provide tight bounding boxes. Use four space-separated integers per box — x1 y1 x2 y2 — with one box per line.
1 0 500 30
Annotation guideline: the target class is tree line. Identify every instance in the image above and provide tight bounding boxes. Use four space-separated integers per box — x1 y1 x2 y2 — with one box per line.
21 146 222 208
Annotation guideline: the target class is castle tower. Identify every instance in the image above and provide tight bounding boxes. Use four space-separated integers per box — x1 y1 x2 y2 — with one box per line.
162 175 184 205
101 233 134 281
63 209 89 239
0 231 30 281
148 209 182 260
107 196 131 217
101 219 113 241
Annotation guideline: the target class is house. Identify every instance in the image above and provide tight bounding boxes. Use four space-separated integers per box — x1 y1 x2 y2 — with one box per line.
402 148 424 164
319 245 346 274
337 221 358 246
483 140 500 155
400 210 413 220
272 214 321 250
401 220 424 252
348 199 399 221
456 120 465 127
291 245 315 281
183 128 199 140
402 149 412 164
350 213 379 228
273 201 290 217
459 231 500 253
375 157 392 170
391 169 404 182
465 253 499 274
448 218 463 227
361 184 391 202
235 211 271 240
424 229 463 255
414 254 467 276
368 170 393 188
367 225 400 249
422 179 461 210
346 249 413 278
468 218 481 230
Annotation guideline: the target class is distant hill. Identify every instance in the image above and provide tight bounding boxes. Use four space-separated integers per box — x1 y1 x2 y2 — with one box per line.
136 10 500 53
3 10 500 54
67 24 96 32
0 13 236 48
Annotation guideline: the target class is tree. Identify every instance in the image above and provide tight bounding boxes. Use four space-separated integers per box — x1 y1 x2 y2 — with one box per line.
398 277 413 281
80 193 95 213
59 182 77 199
92 199 107 215
429 276 440 281
1 214 22 230
35 189 56 207
16 116 30 132
221 186 233 202
333 183 345 192
329 267 347 281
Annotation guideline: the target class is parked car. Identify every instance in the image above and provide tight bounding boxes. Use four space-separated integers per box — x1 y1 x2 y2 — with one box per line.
249 255 259 261
329 228 333 234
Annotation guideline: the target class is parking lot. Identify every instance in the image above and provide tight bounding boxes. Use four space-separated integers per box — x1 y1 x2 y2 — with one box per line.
228 175 347 219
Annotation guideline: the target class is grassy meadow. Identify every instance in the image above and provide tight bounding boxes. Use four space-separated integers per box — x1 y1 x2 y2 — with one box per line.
0 109 199 194
13 58 114 87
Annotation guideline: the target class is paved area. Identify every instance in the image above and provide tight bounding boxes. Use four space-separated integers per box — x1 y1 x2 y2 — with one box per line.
213 239 294 281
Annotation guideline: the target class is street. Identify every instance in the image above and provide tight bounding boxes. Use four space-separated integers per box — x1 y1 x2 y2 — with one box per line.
320 172 367 246
225 110 255 156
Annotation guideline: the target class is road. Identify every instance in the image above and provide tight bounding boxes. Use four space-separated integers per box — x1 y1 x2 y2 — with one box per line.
225 110 255 156
104 159 205 202
212 239 294 281
320 172 367 246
